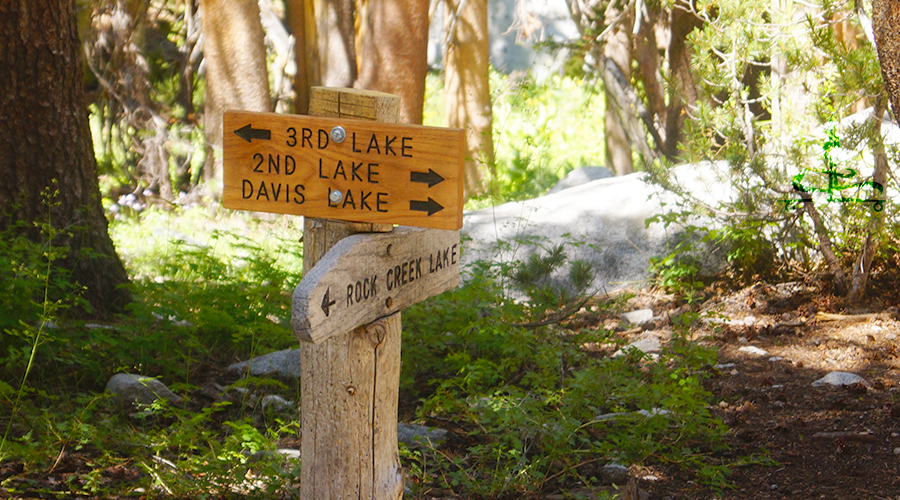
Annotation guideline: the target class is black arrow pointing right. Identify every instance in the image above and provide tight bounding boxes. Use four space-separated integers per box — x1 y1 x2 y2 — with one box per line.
410 169 445 188
234 123 272 143
409 198 444 216
321 288 336 317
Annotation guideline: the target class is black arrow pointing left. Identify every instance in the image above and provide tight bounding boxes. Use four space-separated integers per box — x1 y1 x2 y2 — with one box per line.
321 288 336 317
409 198 444 216
234 123 271 143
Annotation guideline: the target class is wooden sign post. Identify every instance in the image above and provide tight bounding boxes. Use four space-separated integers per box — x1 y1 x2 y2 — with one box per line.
222 87 464 500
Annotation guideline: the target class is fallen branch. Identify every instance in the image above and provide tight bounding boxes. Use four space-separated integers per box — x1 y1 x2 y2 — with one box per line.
815 312 882 322
811 431 877 443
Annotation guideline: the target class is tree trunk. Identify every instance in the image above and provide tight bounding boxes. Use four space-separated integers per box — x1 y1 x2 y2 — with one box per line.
444 0 494 198
200 0 271 190
0 0 131 315
315 0 357 87
664 0 702 157
604 2 635 176
356 0 430 124
873 0 900 122
286 0 314 115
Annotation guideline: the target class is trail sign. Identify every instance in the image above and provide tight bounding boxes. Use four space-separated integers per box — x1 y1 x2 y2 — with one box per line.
222 110 465 230
292 226 459 343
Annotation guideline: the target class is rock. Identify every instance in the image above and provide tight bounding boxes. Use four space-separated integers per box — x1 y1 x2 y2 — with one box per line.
276 448 301 460
547 166 614 194
620 309 654 326
227 348 302 379
613 334 661 357
737 346 768 356
462 163 728 296
811 371 870 388
106 373 181 408
598 463 629 485
261 394 294 413
397 423 448 448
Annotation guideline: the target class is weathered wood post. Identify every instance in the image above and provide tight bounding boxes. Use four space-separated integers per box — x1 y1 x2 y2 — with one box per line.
298 87 403 499
221 86 464 500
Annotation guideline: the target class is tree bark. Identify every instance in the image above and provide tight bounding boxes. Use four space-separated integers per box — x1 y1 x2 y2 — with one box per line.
356 0 430 124
0 0 131 315
664 0 702 157
315 0 357 87
873 0 900 122
200 0 271 190
604 1 635 176
286 0 315 114
444 0 494 198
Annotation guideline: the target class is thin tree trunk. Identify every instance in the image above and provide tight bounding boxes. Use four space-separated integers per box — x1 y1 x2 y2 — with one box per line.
444 0 494 198
0 0 131 315
200 0 271 190
847 100 889 302
356 0 430 124
604 3 634 175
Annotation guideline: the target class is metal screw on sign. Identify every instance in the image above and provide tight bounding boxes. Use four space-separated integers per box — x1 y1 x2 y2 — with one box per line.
329 190 343 204
330 126 347 143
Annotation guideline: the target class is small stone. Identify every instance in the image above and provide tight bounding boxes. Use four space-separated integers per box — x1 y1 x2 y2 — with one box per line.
811 371 870 388
894 447 900 456
598 463 629 485
106 373 182 408
620 309 654 326
276 448 301 460
261 394 293 413
227 348 302 379
714 363 737 370
769 356 784 362
613 335 661 357
397 423 448 448
738 346 768 356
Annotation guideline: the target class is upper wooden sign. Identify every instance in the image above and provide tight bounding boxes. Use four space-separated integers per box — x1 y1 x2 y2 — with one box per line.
222 110 465 230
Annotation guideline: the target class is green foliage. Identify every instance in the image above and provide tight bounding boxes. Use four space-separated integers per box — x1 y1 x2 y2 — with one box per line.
401 249 730 498
424 70 606 207
647 0 899 292
0 205 302 497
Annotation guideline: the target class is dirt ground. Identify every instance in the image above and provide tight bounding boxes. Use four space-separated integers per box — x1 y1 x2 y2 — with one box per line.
622 281 900 500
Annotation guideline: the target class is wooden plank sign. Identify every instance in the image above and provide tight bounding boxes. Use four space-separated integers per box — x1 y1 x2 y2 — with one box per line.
222 110 465 230
292 227 460 343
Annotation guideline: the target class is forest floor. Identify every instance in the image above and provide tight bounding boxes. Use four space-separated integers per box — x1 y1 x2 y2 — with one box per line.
615 280 900 500
4 278 900 499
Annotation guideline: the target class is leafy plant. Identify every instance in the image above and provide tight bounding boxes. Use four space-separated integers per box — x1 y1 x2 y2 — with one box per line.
401 247 730 498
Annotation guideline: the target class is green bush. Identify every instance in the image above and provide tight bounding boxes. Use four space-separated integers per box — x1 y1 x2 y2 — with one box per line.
401 246 730 498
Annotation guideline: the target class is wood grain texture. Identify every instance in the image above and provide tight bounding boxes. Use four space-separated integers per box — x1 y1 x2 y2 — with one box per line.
222 109 465 230
293 227 460 343
297 87 403 500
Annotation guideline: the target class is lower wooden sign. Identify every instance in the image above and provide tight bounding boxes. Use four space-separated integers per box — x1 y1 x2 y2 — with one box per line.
292 227 460 343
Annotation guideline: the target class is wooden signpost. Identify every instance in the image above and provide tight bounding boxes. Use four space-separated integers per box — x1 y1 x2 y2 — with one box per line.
222 86 464 500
